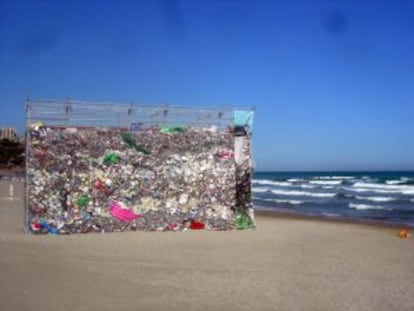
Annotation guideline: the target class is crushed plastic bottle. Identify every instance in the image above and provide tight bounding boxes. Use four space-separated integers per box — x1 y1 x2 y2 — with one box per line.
103 153 119 165
234 213 254 230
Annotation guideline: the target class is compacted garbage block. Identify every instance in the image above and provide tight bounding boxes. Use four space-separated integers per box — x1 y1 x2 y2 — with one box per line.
25 100 255 234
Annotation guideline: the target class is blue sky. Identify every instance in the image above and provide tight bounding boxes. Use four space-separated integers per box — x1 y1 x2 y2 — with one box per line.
0 0 413 171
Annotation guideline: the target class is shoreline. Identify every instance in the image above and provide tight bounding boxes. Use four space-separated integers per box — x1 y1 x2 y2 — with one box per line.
254 209 413 230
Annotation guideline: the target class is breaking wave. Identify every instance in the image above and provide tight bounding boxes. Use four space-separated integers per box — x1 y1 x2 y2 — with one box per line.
269 189 336 198
352 182 414 195
252 179 292 187
349 203 392 211
253 172 414 226
312 176 354 180
252 187 270 193
355 196 396 202
309 180 342 185
386 177 413 185
254 197 304 205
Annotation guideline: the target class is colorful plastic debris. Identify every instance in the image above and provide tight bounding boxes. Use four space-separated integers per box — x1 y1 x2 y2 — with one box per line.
190 220 205 230
234 213 254 230
121 133 150 154
103 153 119 165
160 126 186 135
109 201 141 222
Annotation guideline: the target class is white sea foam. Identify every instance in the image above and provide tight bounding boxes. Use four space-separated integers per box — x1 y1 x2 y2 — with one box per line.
353 182 386 189
353 182 410 190
386 178 412 185
252 187 270 193
254 197 304 205
332 176 354 180
352 182 414 195
355 196 395 202
349 203 392 211
269 189 336 198
386 180 403 185
287 178 304 182
314 176 354 180
309 180 342 185
322 186 336 189
300 184 318 189
344 187 399 194
252 179 292 187
322 212 341 217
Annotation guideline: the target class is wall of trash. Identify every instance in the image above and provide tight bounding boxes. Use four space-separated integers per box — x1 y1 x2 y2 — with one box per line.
26 120 255 234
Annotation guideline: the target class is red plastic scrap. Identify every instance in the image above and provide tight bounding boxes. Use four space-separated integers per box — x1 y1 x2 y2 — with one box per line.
94 179 104 189
94 179 111 195
190 220 205 230
31 222 42 232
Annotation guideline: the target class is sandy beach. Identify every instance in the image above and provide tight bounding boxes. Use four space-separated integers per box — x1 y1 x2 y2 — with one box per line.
1 180 413 311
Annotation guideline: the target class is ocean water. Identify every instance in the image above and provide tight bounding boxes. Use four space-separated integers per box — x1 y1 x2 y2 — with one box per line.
253 171 414 227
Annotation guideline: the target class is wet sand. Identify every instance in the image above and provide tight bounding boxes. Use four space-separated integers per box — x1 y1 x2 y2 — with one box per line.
1 180 413 311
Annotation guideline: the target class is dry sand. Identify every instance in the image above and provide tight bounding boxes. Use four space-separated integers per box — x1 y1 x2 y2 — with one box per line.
1 180 413 311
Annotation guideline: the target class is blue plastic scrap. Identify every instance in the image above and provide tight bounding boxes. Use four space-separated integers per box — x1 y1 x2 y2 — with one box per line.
39 220 58 234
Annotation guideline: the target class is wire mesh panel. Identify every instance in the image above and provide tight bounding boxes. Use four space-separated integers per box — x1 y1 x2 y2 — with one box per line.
25 99 255 234
25 100 250 130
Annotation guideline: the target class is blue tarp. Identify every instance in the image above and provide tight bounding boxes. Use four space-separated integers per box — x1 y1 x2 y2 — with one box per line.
234 110 254 130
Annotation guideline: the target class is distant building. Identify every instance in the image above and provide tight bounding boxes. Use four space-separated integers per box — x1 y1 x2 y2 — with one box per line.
0 126 18 141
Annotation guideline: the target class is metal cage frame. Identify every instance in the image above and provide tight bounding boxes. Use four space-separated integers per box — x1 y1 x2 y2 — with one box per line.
25 99 254 130
24 99 255 234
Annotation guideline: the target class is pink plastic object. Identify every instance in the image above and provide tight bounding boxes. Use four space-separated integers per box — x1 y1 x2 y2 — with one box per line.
109 202 141 222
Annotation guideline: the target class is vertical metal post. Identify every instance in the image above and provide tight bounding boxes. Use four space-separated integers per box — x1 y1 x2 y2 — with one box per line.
24 98 31 236
65 101 72 127
127 101 133 130
218 111 223 131
163 104 169 126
